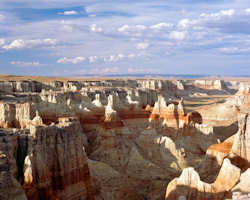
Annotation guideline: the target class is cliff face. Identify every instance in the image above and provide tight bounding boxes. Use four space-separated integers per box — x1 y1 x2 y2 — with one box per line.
23 119 94 200
0 119 94 200
0 130 27 200
193 80 228 91
165 159 240 200
0 77 249 200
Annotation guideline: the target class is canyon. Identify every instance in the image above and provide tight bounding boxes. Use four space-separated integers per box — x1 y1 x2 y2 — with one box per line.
0 76 249 200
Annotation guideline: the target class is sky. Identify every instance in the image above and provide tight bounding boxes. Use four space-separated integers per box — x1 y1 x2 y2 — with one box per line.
0 0 250 76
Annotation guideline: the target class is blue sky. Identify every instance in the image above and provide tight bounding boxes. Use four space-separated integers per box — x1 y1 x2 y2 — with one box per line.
0 0 250 76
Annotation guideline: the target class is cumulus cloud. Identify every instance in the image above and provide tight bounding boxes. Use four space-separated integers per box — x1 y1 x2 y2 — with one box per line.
118 24 147 32
178 19 197 29
136 42 149 50
118 24 129 32
62 11 79 15
150 23 173 30
90 24 102 32
135 25 147 31
10 61 44 67
169 31 186 40
104 54 125 62
200 9 235 19
57 56 85 64
3 39 25 50
3 38 56 50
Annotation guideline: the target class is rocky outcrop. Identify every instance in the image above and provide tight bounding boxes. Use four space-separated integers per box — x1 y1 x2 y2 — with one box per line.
194 80 228 91
0 130 27 200
88 159 145 200
0 118 94 200
0 102 35 129
165 159 241 200
149 96 186 129
232 168 250 198
23 119 93 200
230 112 250 169
0 77 249 200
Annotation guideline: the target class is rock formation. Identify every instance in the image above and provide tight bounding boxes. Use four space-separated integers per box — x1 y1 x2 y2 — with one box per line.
0 76 249 200
165 159 241 200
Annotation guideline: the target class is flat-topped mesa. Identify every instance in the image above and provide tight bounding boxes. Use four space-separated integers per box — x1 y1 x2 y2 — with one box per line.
194 80 228 90
165 159 241 200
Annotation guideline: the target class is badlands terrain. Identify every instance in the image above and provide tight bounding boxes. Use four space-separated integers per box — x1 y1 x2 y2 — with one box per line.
0 75 249 200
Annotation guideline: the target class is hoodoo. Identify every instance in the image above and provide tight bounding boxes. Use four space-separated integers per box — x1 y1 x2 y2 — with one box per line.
0 77 249 200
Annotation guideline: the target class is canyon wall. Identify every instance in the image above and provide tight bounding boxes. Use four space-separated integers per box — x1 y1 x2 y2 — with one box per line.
0 78 249 200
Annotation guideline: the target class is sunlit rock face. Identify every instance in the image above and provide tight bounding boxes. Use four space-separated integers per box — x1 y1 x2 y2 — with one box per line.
23 119 94 200
0 119 94 200
165 159 240 200
0 77 249 200
193 80 228 91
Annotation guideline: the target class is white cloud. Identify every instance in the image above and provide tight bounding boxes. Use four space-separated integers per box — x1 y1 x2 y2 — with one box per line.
118 24 147 32
57 56 85 64
104 54 125 62
90 24 102 32
245 8 250 13
178 19 197 29
0 38 5 46
200 9 235 19
135 25 147 31
3 39 25 50
3 38 56 50
10 61 44 67
59 11 78 15
118 24 130 32
88 56 98 63
220 9 235 16
169 31 186 40
150 23 173 30
136 42 149 50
